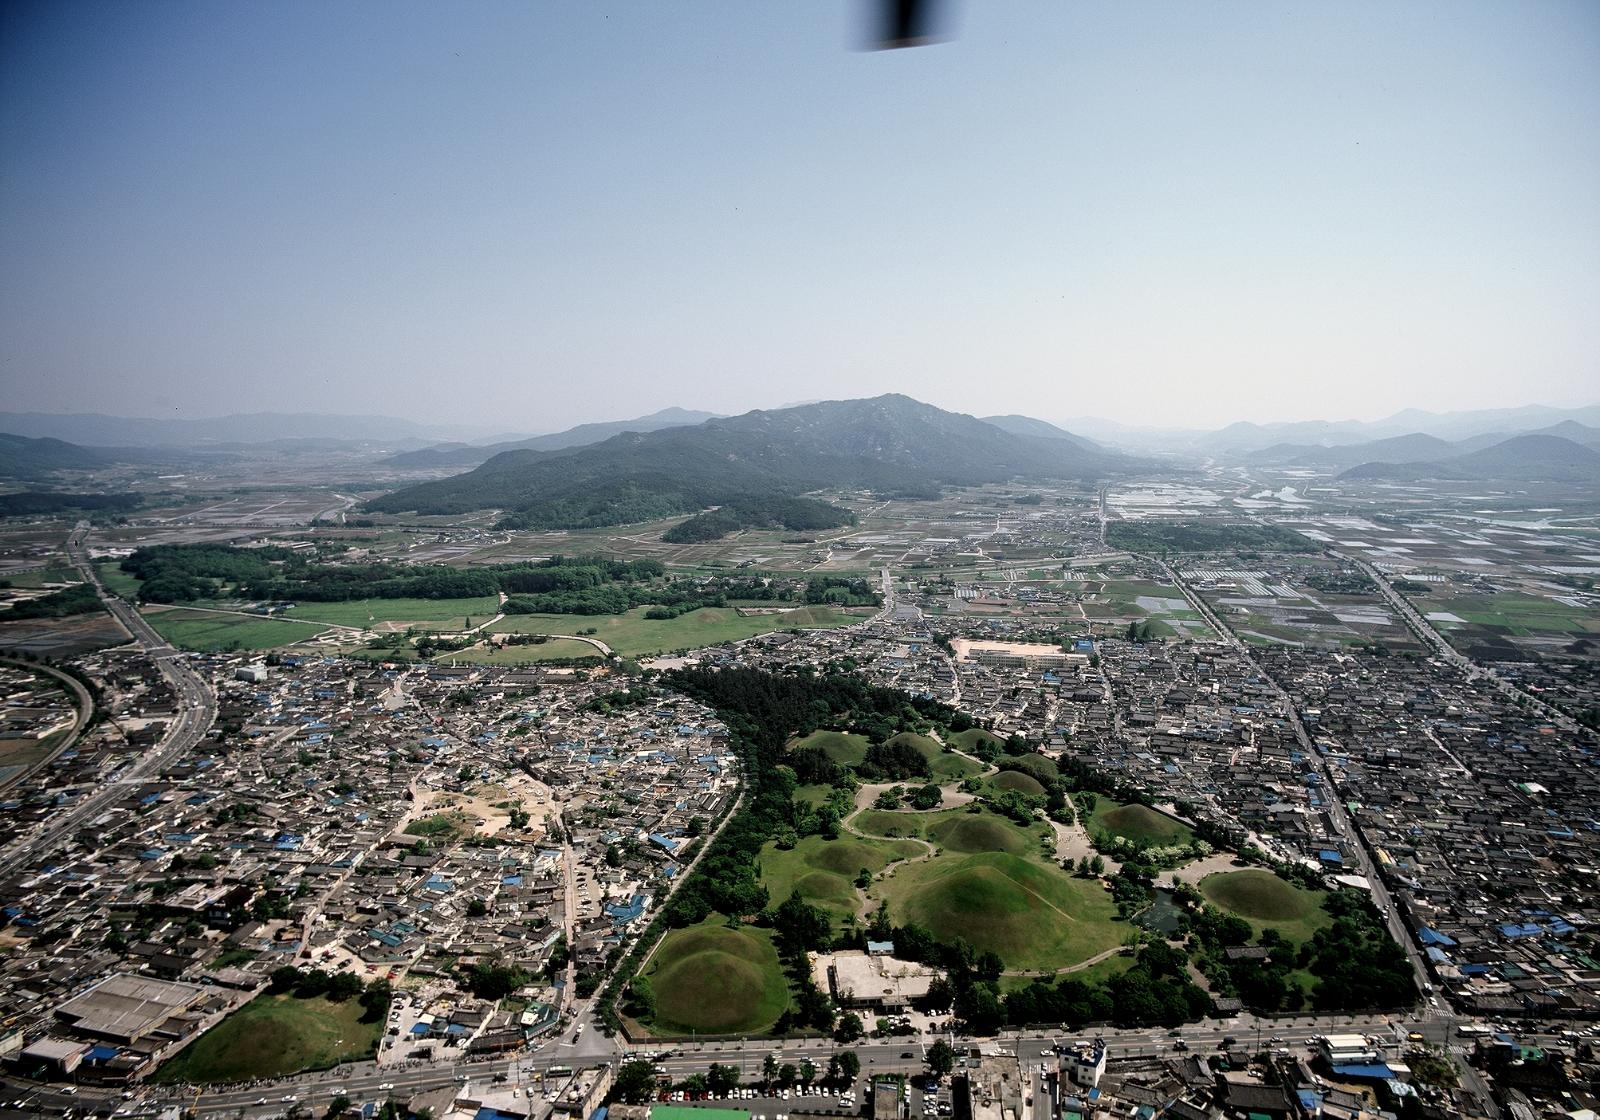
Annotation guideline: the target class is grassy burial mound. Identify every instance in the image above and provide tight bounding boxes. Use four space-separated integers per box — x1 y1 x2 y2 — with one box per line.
989 770 1047 798
947 728 1005 755
881 851 1121 971
1200 869 1331 943
789 729 871 768
642 919 790 1036
1090 800 1195 847
759 834 923 920
925 812 1032 856
152 994 380 1083
880 731 982 781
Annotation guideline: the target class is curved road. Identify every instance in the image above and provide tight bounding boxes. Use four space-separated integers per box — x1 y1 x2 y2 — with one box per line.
0 528 218 865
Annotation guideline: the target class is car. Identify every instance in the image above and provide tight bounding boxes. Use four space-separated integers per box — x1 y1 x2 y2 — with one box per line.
255 1099 267 1106
379 1084 394 1092
1220 1037 1237 1048
61 1089 77 1096
281 1096 297 1104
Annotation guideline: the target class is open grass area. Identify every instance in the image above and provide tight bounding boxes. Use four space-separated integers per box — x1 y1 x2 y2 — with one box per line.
793 784 836 808
152 994 381 1083
143 607 330 651
759 834 924 922
641 918 790 1036
3 566 77 589
1088 800 1195 847
989 770 1047 798
877 850 1122 971
789 730 870 767
1200 869 1332 944
285 595 503 627
491 604 862 657
854 806 1045 852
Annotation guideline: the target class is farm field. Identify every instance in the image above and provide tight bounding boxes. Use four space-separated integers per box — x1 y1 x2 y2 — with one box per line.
758 833 923 923
283 595 503 628
1199 869 1332 945
95 562 141 599
490 604 863 657
1088 800 1196 848
639 918 790 1036
151 994 380 1083
143 607 330 651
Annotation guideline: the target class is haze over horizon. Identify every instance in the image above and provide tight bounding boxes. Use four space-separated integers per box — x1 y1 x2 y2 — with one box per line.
3 2 1597 431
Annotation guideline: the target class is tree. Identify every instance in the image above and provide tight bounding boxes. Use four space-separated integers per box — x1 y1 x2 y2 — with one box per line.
836 1049 860 1085
762 1053 779 1087
799 1059 817 1085
708 1064 740 1095
325 1097 351 1118
466 898 488 918
926 1040 956 1078
834 1011 864 1042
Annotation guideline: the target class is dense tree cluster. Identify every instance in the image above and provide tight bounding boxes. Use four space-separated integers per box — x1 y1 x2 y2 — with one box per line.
1105 520 1317 555
0 491 141 518
857 737 931 781
1 582 101 619
662 498 856 543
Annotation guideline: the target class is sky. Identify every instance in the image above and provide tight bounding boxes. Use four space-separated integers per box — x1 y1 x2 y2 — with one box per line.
2 1 1597 434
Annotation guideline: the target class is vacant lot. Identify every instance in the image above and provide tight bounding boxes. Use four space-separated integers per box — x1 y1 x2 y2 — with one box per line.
1200 869 1332 944
491 604 861 657
143 607 329 651
641 919 790 1036
152 994 380 1083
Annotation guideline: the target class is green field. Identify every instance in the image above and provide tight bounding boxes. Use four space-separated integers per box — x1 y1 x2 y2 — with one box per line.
759 834 924 921
1199 869 1332 944
491 604 862 657
4 566 77 589
285 595 503 627
95 563 142 599
789 729 871 767
878 851 1122 970
641 918 790 1036
152 994 381 1083
793 784 835 808
1089 800 1195 847
144 607 330 651
1422 592 1600 637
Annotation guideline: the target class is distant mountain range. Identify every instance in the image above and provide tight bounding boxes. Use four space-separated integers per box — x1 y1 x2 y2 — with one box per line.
382 407 720 470
979 415 1102 453
0 410 473 448
1339 432 1600 485
0 433 111 480
365 394 1129 527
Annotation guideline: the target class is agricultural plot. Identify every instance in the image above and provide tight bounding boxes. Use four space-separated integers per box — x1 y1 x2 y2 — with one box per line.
640 918 790 1036
490 604 862 657
151 994 380 1083
143 607 330 651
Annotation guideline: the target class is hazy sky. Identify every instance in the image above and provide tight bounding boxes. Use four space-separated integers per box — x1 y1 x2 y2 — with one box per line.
2 1 1597 433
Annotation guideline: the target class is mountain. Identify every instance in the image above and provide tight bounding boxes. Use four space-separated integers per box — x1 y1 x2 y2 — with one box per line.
382 407 720 469
0 433 111 479
980 415 1101 451
367 394 1134 527
1247 432 1458 469
0 411 463 448
1341 434 1600 484
1527 420 1600 450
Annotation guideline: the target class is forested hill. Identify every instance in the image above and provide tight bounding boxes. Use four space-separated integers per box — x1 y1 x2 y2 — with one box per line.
366 394 1134 527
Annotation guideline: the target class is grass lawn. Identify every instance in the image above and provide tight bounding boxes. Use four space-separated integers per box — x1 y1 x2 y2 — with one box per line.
641 918 790 1036
877 850 1122 971
1088 800 1195 847
793 784 836 808
1199 869 1332 944
143 607 330 651
789 730 870 768
760 834 924 922
4 565 78 589
152 994 381 1083
285 595 503 627
490 604 861 657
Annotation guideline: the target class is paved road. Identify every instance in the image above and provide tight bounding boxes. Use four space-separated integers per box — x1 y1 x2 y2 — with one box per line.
0 656 95 792
0 529 218 865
